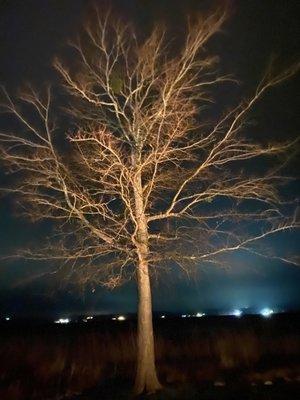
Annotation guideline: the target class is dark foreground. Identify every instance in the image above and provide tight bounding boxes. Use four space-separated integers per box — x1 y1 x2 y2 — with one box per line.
1 314 300 399
70 381 300 400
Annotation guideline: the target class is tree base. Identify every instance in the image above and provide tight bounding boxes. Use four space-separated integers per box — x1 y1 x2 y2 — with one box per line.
133 377 163 397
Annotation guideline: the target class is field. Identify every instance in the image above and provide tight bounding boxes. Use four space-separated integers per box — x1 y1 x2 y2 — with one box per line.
0 314 300 399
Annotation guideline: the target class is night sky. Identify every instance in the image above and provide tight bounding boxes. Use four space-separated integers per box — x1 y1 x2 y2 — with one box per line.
0 0 299 318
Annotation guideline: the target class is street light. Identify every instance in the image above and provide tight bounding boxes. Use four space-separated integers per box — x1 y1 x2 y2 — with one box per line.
54 318 70 324
232 309 242 317
260 308 274 317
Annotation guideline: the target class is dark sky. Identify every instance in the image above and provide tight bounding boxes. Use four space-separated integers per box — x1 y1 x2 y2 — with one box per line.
0 0 299 317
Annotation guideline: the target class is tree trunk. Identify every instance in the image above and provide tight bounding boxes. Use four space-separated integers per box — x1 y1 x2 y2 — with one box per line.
132 164 162 395
133 250 162 395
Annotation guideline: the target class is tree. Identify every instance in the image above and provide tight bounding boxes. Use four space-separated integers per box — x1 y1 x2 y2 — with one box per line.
0 6 299 395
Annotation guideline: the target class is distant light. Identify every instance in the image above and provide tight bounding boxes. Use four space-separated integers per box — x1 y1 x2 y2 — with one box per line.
260 308 274 317
214 381 226 387
160 315 166 319
264 380 273 386
112 317 116 321
117 315 126 321
5 317 10 321
232 309 242 317
86 316 93 320
196 312 205 318
55 318 70 324
181 314 187 318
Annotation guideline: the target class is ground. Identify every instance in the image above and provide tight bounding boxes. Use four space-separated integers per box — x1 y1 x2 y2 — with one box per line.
1 313 299 399
68 381 300 400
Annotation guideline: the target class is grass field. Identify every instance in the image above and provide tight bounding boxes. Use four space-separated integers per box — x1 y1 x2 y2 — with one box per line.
0 314 299 399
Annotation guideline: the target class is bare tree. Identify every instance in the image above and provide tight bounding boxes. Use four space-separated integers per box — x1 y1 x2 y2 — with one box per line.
0 6 299 395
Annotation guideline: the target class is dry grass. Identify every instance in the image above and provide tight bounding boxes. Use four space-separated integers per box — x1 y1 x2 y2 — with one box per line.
0 315 299 399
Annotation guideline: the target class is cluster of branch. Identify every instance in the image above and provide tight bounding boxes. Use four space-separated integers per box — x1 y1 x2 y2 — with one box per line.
0 6 299 286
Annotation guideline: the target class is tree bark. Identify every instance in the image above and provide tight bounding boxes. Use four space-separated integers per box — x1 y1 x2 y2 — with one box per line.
134 249 162 395
132 165 162 395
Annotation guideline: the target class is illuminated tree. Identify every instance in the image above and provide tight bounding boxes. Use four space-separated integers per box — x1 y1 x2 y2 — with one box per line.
0 6 299 395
